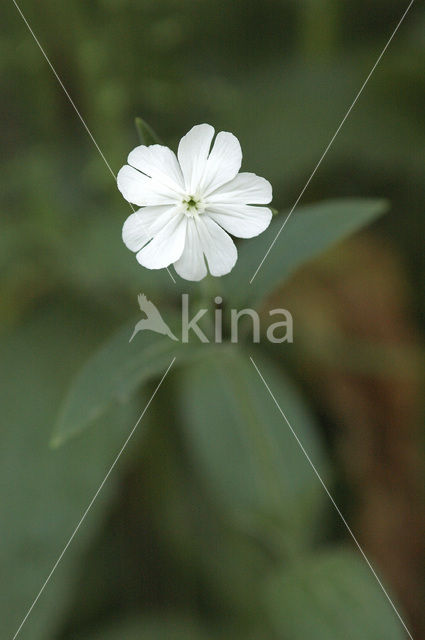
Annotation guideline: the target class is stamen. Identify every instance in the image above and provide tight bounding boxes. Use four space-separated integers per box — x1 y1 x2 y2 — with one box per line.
182 195 205 217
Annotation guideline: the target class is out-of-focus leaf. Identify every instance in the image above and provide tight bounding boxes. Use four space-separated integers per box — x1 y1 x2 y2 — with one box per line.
222 198 388 309
264 548 405 640
146 416 272 620
135 117 162 146
0 307 141 640
178 348 327 551
53 311 205 446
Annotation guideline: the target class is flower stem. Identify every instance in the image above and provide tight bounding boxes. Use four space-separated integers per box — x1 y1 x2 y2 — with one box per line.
198 275 220 341
200 274 219 305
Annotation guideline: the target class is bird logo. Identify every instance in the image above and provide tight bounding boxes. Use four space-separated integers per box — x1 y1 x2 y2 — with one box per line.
129 294 179 343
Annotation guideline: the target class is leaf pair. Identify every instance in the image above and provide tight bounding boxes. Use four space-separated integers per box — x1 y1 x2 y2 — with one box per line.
53 197 388 444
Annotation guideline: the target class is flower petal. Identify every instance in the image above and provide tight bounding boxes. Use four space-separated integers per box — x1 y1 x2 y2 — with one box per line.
201 131 242 195
207 172 272 204
196 216 237 277
177 124 214 194
173 219 207 281
117 165 180 206
205 204 272 239
127 144 184 194
136 213 187 269
122 205 177 252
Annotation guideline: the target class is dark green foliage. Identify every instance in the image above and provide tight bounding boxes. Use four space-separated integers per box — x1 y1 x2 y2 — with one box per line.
2 0 421 638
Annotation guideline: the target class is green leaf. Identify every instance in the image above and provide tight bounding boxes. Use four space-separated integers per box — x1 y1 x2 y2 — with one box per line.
222 198 388 309
264 549 406 640
53 311 204 446
135 117 162 146
178 347 327 551
0 307 141 640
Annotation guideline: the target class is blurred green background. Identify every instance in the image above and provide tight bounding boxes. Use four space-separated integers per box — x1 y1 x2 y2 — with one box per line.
1 1 424 639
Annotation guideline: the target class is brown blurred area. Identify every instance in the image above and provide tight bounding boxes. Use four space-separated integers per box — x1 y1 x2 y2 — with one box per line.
275 233 425 635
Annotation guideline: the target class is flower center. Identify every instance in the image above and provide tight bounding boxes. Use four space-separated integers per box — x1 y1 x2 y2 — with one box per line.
182 195 205 217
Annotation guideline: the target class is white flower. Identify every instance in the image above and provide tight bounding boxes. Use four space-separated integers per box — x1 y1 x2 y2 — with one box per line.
118 123 273 281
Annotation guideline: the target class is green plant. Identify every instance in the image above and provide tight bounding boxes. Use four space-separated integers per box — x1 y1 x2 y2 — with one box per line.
4 2 422 635
26 176 402 638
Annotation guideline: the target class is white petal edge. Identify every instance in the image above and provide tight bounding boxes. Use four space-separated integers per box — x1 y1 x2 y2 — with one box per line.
207 172 272 204
205 204 272 239
177 124 214 194
117 165 181 206
201 131 242 195
195 215 237 277
122 205 177 252
136 213 187 270
173 218 207 281
127 145 185 194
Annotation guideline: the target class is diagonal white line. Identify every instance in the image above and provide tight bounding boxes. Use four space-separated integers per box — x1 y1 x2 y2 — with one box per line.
11 0 177 284
12 357 176 640
11 0 116 182
249 356 414 640
250 0 415 284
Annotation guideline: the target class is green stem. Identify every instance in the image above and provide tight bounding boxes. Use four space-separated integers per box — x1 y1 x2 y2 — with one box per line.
197 275 221 341
199 274 219 305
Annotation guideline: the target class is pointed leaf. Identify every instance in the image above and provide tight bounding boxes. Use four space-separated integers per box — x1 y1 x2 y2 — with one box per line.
53 311 203 446
222 198 388 309
135 117 162 146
